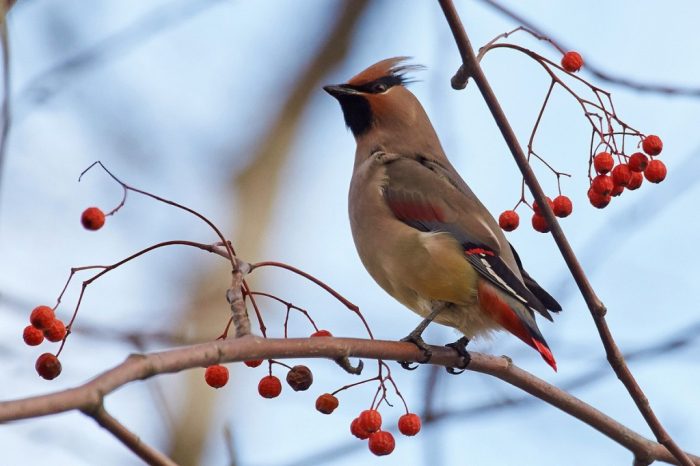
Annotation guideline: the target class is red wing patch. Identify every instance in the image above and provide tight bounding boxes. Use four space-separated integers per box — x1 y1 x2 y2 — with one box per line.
465 248 495 256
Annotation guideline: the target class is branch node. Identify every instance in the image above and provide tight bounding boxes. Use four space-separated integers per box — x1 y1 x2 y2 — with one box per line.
450 64 471 89
333 356 364 375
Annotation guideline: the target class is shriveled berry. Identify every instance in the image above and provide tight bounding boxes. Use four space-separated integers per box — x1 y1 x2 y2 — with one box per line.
627 171 643 190
30 305 55 330
23 325 44 346
204 365 229 388
591 175 614 196
398 413 422 436
552 196 572 218
628 152 648 172
611 184 624 197
286 365 313 391
588 188 611 209
642 135 663 156
368 431 395 456
498 210 519 231
358 409 382 433
315 393 339 414
44 319 66 342
561 51 583 72
532 197 553 216
350 417 371 440
531 214 550 233
644 159 667 183
244 360 263 368
611 164 632 187
35 353 61 380
258 375 282 398
81 207 106 231
593 152 614 175
310 329 332 337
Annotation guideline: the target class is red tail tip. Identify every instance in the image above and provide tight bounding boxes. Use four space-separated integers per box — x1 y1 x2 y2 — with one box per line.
533 339 557 372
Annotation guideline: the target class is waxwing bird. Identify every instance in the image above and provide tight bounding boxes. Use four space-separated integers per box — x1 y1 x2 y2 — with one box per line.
324 57 562 371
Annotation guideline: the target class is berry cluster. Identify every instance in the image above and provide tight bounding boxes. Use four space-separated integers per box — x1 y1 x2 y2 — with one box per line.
22 305 67 380
348 409 421 456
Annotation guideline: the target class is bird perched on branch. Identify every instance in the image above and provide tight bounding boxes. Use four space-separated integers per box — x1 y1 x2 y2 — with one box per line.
324 57 561 371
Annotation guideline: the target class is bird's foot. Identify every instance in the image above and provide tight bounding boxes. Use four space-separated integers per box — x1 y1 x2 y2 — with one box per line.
398 332 433 370
445 336 471 375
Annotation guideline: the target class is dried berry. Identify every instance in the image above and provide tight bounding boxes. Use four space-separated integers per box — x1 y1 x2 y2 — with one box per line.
642 135 663 156
591 175 614 196
244 360 263 368
644 160 667 183
35 353 62 380
593 152 614 175
81 207 106 231
561 51 583 72
587 188 611 209
628 152 648 172
44 319 67 343
315 393 339 414
204 365 229 388
350 417 371 440
498 210 519 231
286 365 313 391
310 329 332 337
398 413 422 436
627 171 644 190
258 375 282 398
531 214 550 233
23 325 44 346
30 305 55 330
368 431 395 456
358 409 382 433
532 197 553 216
552 196 572 218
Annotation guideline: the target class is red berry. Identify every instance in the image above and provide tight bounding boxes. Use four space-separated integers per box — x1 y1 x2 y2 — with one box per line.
561 51 583 72
350 417 371 440
611 184 624 197
358 409 382 433
593 152 614 174
81 207 106 231
627 172 644 190
23 325 44 346
315 393 339 414
552 196 572 218
531 214 550 233
258 375 282 398
244 359 263 368
44 319 67 342
368 431 395 456
642 135 663 156
591 175 614 196
310 329 332 337
611 164 632 187
587 188 611 209
628 152 648 172
35 353 62 380
286 365 313 391
398 413 422 436
532 197 553 216
498 210 519 231
30 305 55 330
204 365 229 388
644 159 667 183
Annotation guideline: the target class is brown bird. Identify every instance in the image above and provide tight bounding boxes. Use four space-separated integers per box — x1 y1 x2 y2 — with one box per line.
324 57 561 370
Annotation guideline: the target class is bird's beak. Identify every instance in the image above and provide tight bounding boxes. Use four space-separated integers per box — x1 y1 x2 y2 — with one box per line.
323 84 360 99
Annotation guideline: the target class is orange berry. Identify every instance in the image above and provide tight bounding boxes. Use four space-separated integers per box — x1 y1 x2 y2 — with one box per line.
398 413 422 436
561 51 583 72
35 353 61 380
368 431 395 456
628 152 648 172
531 214 550 233
642 135 663 156
611 184 624 197
23 325 44 346
358 409 382 433
552 196 572 218
310 329 332 337
315 393 339 414
30 305 55 330
532 197 553 216
44 319 66 342
627 171 644 190
204 365 229 388
258 375 282 398
611 164 632 187
593 152 614 174
591 175 614 196
587 187 611 209
644 159 667 183
244 360 263 368
81 207 106 231
350 417 371 440
498 210 519 231
286 365 313 391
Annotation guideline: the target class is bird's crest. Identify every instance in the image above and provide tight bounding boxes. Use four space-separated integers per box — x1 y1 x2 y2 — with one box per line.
347 57 424 87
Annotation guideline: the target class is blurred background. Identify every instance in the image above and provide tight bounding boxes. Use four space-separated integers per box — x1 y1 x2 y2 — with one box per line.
1 1 699 465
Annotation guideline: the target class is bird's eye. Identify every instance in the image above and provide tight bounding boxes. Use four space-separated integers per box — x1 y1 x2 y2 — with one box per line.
372 82 388 93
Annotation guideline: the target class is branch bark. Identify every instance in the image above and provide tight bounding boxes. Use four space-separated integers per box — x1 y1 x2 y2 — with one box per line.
436 1 693 465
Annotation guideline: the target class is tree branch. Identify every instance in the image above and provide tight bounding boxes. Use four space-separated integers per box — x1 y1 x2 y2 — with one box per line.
436 1 693 465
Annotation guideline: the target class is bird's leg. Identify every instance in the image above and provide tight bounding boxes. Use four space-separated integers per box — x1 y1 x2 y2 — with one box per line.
445 336 471 375
398 302 448 370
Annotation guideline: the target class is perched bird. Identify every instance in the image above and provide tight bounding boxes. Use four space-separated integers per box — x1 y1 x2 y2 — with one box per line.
324 57 562 371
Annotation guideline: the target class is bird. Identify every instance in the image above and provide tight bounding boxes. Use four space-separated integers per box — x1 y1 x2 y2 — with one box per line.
324 57 562 371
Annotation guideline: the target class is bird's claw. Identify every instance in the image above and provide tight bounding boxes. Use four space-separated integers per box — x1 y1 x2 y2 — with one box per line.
398 333 433 370
445 336 471 375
